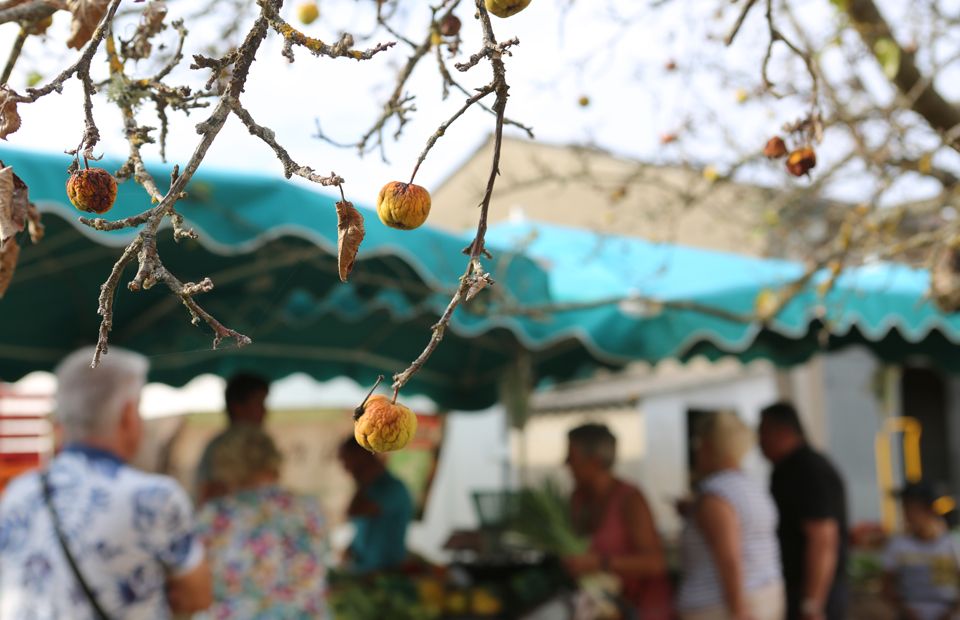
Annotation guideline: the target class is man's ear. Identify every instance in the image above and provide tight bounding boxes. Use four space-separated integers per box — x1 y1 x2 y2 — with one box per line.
119 399 139 430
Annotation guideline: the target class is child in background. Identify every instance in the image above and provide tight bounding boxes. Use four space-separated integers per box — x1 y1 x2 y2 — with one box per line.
882 481 960 620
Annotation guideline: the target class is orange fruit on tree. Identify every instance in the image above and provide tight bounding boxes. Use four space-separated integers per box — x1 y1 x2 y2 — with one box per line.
66 168 118 215
297 2 319 25
786 147 816 177
377 182 431 230
485 0 531 18
354 394 418 453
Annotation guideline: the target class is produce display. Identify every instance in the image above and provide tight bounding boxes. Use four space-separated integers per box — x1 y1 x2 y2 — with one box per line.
329 481 627 620
506 482 623 620
329 572 437 620
327 563 566 620
508 481 588 556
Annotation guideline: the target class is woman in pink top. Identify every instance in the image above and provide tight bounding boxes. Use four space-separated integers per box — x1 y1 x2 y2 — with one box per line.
563 424 674 620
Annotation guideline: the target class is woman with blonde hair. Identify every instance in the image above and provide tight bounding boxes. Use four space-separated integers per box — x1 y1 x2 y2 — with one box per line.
676 411 784 620
194 425 328 619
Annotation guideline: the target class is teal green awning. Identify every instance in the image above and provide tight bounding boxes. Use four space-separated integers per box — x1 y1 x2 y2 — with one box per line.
0 149 621 410
483 221 960 371
7 147 957 410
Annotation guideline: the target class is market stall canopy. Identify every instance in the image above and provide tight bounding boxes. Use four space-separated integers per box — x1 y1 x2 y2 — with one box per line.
483 221 960 371
0 149 624 410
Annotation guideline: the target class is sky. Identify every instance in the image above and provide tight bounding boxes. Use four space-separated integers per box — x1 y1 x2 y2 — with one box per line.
0 0 814 206
0 0 947 209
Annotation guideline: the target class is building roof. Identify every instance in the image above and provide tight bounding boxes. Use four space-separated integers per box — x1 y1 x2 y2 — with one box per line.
430 135 777 255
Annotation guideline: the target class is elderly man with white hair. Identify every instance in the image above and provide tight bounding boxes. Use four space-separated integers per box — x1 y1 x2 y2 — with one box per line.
0 346 212 620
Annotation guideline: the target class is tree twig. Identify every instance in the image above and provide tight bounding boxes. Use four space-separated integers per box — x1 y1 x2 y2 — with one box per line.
725 0 759 46
316 0 462 159
0 1 55 28
233 103 344 186
0 23 28 86
409 85 494 184
354 375 384 421
392 0 512 393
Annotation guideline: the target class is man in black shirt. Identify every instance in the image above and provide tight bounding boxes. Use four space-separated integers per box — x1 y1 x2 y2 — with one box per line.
759 402 849 620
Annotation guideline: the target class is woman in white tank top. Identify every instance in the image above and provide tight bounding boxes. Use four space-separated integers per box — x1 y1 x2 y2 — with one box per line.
676 411 785 620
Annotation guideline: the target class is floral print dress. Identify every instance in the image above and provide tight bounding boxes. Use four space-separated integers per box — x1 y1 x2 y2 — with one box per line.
195 484 328 620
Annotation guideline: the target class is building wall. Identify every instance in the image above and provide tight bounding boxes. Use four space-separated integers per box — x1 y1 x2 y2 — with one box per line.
408 407 509 562
509 406 645 492
429 137 772 255
948 376 960 498
821 347 887 526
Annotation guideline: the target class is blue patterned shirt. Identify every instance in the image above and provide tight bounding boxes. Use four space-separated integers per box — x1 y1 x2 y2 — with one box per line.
0 444 205 620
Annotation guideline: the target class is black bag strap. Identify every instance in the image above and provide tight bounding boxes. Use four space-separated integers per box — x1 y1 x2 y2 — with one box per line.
40 470 112 620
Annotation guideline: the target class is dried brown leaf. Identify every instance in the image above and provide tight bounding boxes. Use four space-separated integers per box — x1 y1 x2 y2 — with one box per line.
336 200 365 282
65 0 110 50
26 202 44 243
0 0 33 9
466 277 489 301
0 86 22 141
141 0 166 29
0 237 20 299
122 1 167 61
0 161 32 249
932 247 960 313
0 167 22 248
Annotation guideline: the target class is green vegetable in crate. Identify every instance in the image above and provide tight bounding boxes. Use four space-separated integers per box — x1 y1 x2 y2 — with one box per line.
508 479 589 555
329 574 436 620
508 480 621 620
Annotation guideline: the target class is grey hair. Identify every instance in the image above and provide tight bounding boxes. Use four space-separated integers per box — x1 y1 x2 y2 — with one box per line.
568 423 617 470
55 346 148 442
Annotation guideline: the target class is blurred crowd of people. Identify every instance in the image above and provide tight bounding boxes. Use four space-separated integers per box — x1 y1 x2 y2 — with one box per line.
0 347 412 619
561 406 847 620
563 408 960 620
0 346 957 620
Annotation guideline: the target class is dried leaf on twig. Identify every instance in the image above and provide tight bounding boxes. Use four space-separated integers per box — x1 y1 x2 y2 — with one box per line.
0 167 21 248
122 1 167 61
336 200 365 282
0 87 22 141
754 288 780 322
140 1 167 30
931 246 960 314
66 0 110 50
26 203 44 244
466 277 488 301
0 237 20 299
